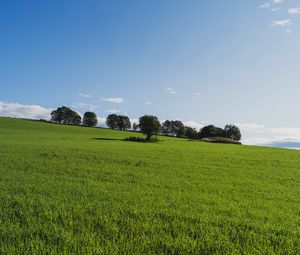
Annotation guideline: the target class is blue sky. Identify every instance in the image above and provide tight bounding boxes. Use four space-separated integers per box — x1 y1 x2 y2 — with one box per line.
1 0 300 146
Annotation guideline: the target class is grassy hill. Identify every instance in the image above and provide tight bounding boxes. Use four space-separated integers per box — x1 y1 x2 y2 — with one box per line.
0 117 300 254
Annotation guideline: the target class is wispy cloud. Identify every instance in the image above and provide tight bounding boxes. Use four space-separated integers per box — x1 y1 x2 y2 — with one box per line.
0 101 52 120
72 103 97 111
235 123 266 133
165 88 177 95
259 3 271 8
145 102 152 105
270 7 281 11
288 7 300 14
236 122 300 149
258 0 283 9
79 93 92 98
271 19 292 26
104 109 121 114
259 0 298 33
102 97 125 104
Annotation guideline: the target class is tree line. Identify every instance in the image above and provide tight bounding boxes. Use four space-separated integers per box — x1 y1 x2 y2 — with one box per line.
51 106 98 127
50 106 241 142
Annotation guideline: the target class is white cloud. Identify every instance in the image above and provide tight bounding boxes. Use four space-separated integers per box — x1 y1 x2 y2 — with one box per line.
165 88 177 95
237 122 300 149
183 120 205 130
102 97 125 104
72 103 98 111
0 101 52 120
235 123 266 133
259 3 271 8
271 19 292 26
79 93 92 98
96 117 107 127
273 0 284 4
288 8 300 14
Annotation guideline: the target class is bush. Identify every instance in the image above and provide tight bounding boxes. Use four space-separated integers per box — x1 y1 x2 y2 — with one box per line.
124 136 159 143
201 137 242 145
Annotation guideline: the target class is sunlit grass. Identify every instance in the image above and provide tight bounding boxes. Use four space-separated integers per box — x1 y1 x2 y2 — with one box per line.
0 117 300 254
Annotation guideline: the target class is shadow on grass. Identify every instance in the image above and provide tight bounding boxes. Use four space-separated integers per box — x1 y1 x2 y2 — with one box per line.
92 137 159 143
91 137 124 141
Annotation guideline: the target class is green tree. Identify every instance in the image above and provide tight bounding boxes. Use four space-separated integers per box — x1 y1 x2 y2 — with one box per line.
139 115 161 141
172 120 185 137
198 125 224 139
185 126 198 139
69 111 82 125
106 114 119 129
132 122 139 131
224 124 241 141
162 120 172 136
162 120 185 137
83 112 98 127
51 106 81 125
116 115 131 131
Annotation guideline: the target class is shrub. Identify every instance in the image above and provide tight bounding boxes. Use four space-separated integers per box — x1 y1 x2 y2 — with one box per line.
202 137 242 145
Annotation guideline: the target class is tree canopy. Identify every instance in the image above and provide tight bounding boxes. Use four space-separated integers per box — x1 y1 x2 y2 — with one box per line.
106 114 119 129
51 106 81 125
198 124 242 141
116 115 131 131
106 114 131 130
184 126 198 139
198 125 224 139
83 112 98 127
224 124 241 141
162 120 185 137
139 115 161 141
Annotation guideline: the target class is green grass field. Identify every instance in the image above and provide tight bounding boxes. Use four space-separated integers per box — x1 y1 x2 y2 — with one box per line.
0 117 300 254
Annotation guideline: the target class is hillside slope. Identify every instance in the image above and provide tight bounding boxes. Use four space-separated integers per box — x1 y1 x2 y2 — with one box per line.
0 117 300 254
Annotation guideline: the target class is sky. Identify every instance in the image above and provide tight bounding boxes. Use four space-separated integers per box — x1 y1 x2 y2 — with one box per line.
1 0 300 147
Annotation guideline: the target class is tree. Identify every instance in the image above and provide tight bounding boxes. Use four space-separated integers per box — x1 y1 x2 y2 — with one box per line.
69 111 82 125
132 122 139 131
198 125 224 139
162 120 185 137
51 106 81 125
224 124 241 141
185 126 198 139
139 115 161 141
162 120 172 136
106 114 119 129
172 120 185 137
51 106 68 124
116 115 131 131
83 112 98 127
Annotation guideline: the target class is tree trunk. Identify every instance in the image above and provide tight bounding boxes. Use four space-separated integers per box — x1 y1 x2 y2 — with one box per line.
146 133 152 142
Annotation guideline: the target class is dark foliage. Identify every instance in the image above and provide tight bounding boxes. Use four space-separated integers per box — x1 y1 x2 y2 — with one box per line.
139 115 161 141
224 124 241 141
162 120 185 137
116 115 131 131
185 126 198 139
198 125 224 139
51 106 81 125
83 112 98 127
202 137 242 144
